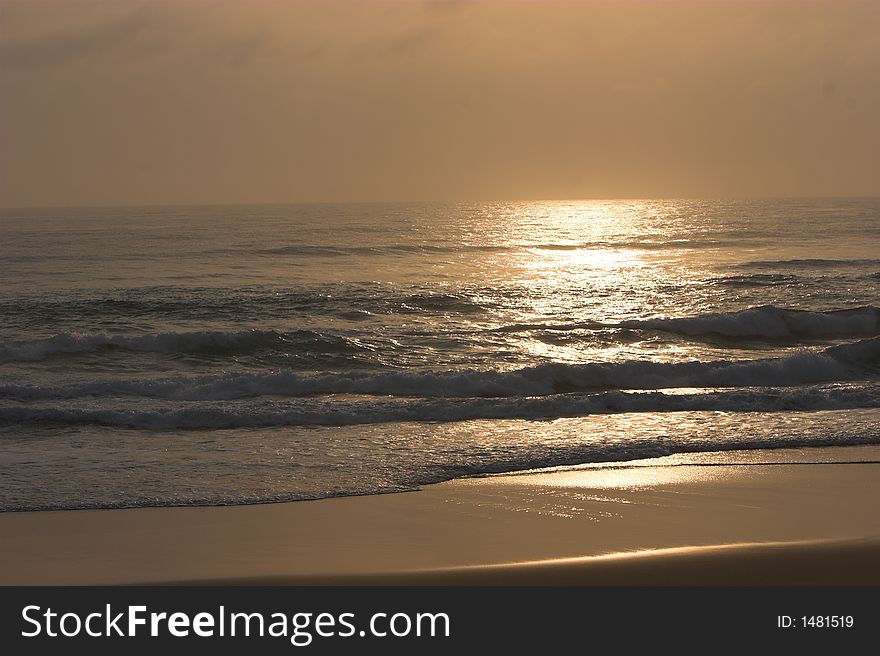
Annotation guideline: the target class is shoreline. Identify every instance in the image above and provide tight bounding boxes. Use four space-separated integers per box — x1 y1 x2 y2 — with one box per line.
175 538 880 586
5 441 878 515
2 445 879 586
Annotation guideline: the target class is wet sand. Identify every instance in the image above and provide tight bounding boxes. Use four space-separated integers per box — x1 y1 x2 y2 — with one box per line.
1 446 878 586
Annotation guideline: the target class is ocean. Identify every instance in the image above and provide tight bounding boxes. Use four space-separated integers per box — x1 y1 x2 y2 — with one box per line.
1 198 879 511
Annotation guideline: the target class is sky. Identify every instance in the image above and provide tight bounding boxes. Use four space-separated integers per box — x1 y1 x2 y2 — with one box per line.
1 0 878 207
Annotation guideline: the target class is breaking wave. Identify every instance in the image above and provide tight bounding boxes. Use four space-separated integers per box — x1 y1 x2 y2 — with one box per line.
2 337 878 402
2 383 879 429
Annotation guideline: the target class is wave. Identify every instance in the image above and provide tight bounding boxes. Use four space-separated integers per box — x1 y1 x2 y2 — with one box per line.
0 287 492 330
255 244 509 256
739 258 880 269
493 306 880 341
2 384 879 429
711 270 880 288
0 329 369 363
3 337 878 402
709 273 803 287
237 240 731 257
622 305 880 340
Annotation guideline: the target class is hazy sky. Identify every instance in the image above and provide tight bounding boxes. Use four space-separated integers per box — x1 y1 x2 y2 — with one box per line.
1 0 878 207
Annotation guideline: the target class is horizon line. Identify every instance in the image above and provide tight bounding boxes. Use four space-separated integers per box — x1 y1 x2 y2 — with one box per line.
3 194 880 212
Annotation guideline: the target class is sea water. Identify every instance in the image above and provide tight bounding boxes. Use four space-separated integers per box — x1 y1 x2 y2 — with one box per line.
1 199 878 509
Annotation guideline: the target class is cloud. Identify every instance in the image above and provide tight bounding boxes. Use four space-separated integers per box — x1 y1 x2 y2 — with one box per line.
421 0 474 13
0 5 158 68
1 0 877 206
352 25 442 59
214 30 272 68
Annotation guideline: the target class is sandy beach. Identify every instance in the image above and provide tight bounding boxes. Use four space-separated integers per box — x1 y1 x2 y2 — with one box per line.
1 445 878 586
